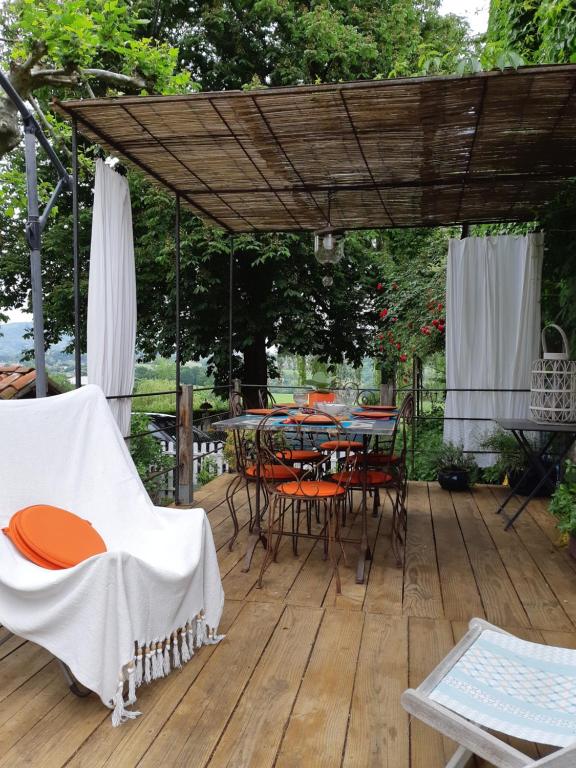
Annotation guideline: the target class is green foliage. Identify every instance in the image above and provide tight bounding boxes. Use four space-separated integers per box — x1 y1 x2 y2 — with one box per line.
430 441 479 481
486 0 576 65
128 412 172 501
549 461 576 536
3 0 192 93
372 228 450 385
196 455 218 487
479 429 528 482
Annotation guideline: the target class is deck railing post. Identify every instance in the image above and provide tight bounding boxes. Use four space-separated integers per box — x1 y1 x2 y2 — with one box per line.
178 383 194 504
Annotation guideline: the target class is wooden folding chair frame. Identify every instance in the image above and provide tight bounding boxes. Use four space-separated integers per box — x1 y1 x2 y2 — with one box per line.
401 618 576 768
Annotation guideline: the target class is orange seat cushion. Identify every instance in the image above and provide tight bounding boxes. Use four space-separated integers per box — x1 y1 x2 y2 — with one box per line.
330 470 393 486
275 449 322 462
276 480 345 498
3 505 107 569
246 464 302 480
319 440 363 451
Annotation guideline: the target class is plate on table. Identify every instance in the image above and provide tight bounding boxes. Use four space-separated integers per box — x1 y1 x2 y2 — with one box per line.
245 408 288 416
286 413 338 425
354 411 394 420
358 405 397 412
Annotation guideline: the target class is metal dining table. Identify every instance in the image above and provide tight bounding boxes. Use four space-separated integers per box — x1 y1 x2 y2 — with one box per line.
214 410 396 584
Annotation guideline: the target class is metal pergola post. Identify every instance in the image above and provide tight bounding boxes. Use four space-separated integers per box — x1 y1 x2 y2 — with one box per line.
228 235 234 392
0 72 71 398
71 119 82 389
174 193 181 505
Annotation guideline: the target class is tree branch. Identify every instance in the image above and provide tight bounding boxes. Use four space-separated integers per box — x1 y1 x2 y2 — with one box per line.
80 68 146 90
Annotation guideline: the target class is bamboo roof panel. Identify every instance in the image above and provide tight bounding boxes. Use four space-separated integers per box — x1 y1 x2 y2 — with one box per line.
53 65 576 232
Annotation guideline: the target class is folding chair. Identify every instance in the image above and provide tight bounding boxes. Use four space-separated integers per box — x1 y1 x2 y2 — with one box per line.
402 618 576 767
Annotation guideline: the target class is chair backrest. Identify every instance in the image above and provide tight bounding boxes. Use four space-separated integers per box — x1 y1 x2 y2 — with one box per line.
256 408 356 497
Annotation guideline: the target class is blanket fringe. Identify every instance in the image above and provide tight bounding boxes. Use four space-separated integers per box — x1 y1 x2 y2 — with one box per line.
111 611 224 726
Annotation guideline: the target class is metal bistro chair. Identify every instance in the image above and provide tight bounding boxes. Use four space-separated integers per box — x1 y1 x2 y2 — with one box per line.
225 424 303 551
402 617 576 768
256 410 356 594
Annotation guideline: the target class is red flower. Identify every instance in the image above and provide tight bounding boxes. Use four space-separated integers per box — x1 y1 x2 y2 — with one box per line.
432 319 439 328
379 343 383 351
391 316 398 323
421 326 430 335
379 308 388 318
378 333 383 339
400 353 407 362
396 342 401 350
377 282 383 290
438 302 443 311
438 324 445 333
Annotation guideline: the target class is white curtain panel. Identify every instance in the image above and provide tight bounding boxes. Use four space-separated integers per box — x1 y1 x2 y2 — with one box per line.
443 233 543 465
87 159 136 436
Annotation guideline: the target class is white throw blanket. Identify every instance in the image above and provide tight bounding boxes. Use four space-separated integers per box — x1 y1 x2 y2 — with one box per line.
0 385 224 724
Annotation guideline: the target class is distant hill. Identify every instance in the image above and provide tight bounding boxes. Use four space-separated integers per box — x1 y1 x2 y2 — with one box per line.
0 322 80 375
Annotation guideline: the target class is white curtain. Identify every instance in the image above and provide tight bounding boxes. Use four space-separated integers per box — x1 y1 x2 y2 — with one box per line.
443 233 543 465
87 159 136 437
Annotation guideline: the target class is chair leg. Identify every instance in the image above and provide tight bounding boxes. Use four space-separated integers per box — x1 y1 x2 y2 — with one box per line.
327 500 341 594
273 498 285 562
445 746 473 768
226 474 243 551
258 495 277 588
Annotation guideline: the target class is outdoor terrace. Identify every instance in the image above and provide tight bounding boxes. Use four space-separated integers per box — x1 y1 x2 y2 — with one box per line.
1 476 574 768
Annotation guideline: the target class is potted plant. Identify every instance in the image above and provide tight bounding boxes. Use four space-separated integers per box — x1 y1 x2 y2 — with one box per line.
432 442 478 491
549 461 576 559
480 429 555 496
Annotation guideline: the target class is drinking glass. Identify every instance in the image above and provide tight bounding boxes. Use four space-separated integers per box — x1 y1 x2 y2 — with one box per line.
293 389 308 409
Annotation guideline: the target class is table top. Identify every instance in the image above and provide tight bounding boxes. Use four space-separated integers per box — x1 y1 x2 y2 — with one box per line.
214 412 396 436
496 418 576 433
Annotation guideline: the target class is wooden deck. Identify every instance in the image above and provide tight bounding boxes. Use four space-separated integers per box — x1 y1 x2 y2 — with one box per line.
2 476 576 767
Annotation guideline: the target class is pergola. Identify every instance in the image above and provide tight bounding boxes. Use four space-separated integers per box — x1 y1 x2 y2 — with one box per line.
54 64 576 233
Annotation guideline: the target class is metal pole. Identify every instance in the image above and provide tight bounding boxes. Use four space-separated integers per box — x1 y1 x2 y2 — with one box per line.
72 119 81 388
23 121 47 398
461 222 470 239
228 235 234 390
174 194 181 505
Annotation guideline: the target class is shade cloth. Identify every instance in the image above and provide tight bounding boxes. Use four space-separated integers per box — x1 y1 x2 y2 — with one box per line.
431 628 576 748
87 159 136 436
0 385 224 724
443 234 543 464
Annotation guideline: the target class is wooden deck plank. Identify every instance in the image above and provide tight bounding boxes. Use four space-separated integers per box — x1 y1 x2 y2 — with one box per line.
363 512 404 616
342 613 409 768
274 608 364 768
451 490 530 628
429 485 485 622
138 601 284 768
207 605 323 768
402 483 444 618
408 617 456 768
474 486 573 631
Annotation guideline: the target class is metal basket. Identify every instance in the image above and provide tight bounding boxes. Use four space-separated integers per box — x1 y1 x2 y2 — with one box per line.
530 324 576 424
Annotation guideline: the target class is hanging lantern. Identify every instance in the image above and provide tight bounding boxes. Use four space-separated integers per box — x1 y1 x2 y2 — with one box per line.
314 229 345 264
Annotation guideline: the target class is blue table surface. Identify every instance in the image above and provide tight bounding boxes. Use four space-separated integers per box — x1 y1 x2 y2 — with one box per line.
214 411 397 435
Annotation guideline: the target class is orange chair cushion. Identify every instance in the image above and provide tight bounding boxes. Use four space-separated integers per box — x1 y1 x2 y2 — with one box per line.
246 464 302 480
276 480 345 498
330 470 393 486
358 452 401 466
3 505 107 569
275 449 322 462
319 440 363 451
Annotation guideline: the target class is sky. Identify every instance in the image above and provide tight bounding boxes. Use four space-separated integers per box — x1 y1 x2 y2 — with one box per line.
4 0 491 325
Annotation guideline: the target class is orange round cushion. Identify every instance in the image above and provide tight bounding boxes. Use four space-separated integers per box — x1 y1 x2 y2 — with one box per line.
246 464 302 480
276 480 345 498
275 449 322 462
319 440 364 451
3 511 60 570
4 505 106 568
330 470 393 486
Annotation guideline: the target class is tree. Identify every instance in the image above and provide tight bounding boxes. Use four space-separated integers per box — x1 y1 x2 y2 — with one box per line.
0 0 473 400
0 0 191 157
